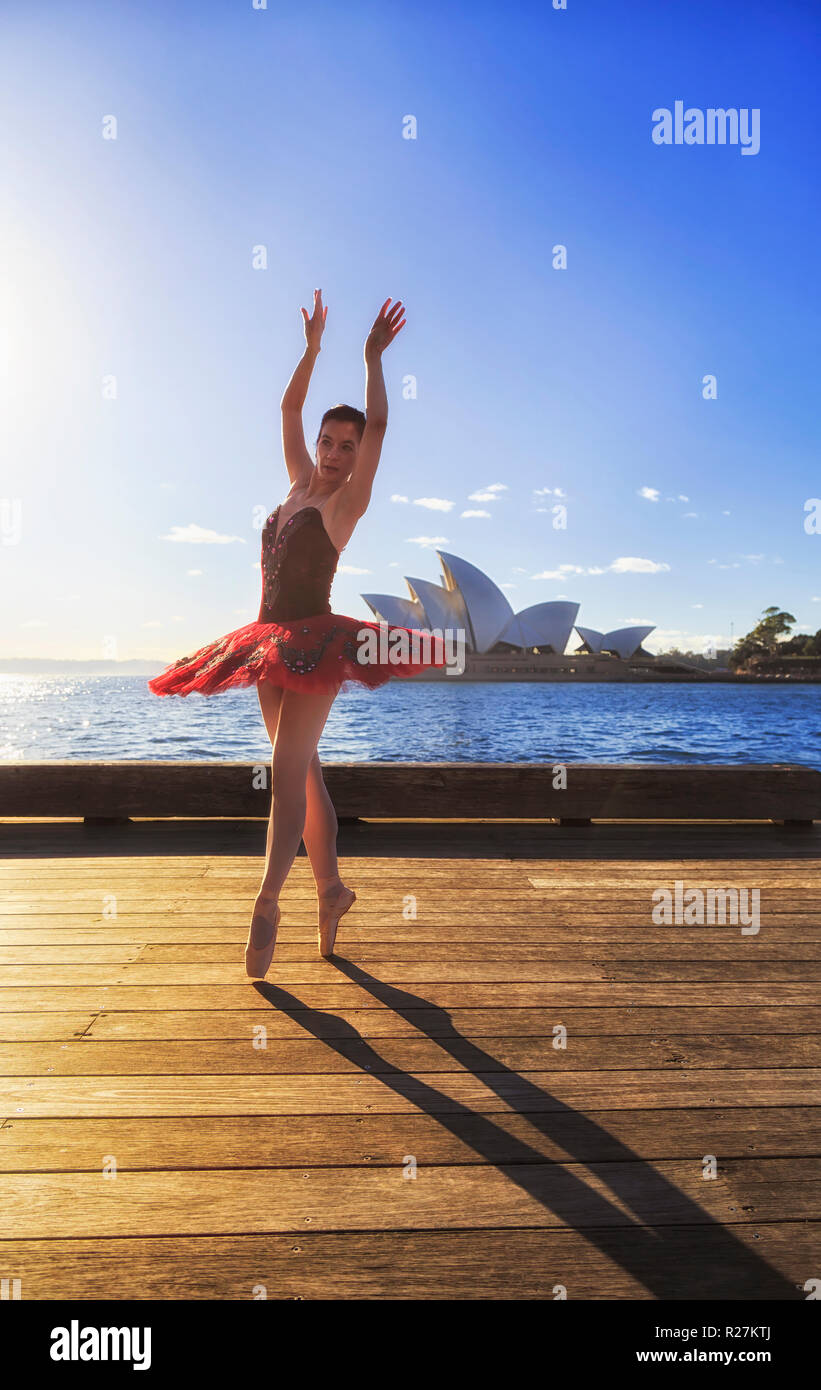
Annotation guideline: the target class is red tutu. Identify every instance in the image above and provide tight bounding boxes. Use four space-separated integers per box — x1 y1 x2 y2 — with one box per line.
147 612 449 698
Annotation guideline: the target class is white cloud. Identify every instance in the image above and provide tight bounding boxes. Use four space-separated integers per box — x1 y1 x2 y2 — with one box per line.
692 603 704 609
643 627 731 652
534 486 565 498
187 569 203 577
390 494 408 503
682 512 698 518
610 556 671 573
338 564 371 575
532 564 588 579
531 555 669 580
461 509 491 518
638 487 660 502
407 535 449 548
20 619 47 628
469 484 508 501
161 524 246 545
413 497 454 512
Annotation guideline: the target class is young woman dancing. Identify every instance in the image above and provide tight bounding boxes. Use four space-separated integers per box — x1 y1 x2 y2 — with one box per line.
149 291 447 976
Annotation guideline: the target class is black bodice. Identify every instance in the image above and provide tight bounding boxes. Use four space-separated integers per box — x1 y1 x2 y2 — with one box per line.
258 505 339 622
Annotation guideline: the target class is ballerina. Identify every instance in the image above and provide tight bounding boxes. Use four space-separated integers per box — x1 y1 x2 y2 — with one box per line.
148 291 447 974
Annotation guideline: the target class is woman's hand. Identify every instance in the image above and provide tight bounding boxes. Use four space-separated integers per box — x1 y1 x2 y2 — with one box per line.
364 298 406 361
301 288 327 353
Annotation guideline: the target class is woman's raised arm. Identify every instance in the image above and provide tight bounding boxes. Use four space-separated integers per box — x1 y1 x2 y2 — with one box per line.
280 288 327 487
339 298 405 518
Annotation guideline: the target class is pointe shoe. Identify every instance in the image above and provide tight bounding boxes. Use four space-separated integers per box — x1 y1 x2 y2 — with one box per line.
245 903 281 978
318 885 356 958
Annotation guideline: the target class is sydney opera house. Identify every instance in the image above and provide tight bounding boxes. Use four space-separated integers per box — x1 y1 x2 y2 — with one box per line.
362 550 658 681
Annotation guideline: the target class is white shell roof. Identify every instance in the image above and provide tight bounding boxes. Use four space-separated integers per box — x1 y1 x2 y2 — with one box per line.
404 577 468 638
361 593 428 628
500 601 580 654
574 625 655 658
436 551 514 653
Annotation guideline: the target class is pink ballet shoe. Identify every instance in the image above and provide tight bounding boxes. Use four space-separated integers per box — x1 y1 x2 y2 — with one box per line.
245 903 281 978
318 885 356 958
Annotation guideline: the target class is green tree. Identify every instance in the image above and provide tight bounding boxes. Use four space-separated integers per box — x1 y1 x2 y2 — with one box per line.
730 606 797 668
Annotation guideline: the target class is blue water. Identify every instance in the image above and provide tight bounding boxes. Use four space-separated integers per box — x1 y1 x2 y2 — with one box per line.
0 676 819 766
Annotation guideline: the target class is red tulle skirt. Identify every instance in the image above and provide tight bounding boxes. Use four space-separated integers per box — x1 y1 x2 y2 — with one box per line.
147 613 449 698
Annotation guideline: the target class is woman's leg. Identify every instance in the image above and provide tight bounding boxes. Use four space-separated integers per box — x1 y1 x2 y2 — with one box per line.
252 679 355 956
304 751 356 954
256 680 283 876
257 678 283 742
254 686 339 914
303 752 340 883
258 682 342 890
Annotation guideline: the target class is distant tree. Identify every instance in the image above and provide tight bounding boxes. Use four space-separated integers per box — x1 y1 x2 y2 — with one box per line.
730 607 797 668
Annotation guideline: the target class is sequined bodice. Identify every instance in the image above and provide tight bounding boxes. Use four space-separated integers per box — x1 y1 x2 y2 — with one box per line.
258 505 339 622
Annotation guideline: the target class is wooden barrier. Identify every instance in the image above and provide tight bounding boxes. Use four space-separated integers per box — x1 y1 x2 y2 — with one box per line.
0 761 818 824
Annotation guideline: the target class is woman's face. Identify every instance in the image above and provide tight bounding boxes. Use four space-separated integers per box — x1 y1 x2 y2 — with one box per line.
315 420 359 484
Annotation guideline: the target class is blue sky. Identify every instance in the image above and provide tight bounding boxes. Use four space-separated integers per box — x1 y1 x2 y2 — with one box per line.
2 0 819 661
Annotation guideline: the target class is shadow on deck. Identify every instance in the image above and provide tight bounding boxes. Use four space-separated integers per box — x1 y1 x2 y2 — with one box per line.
0 817 819 1298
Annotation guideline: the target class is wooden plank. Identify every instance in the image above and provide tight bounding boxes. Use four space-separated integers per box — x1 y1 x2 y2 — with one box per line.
2 982 817 1008
3 1034 820 1075
3 1005 820 1041
0 961 818 984
1 760 819 820
1 938 818 961
1 926 818 946
0 1225 813 1299
3 1108 817 1170
1 1069 818 1116
2 1158 819 1239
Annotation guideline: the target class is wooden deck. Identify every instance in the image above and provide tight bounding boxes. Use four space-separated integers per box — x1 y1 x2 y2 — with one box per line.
1 815 819 1300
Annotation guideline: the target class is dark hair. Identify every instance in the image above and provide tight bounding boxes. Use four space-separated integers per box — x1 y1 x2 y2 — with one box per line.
316 403 366 443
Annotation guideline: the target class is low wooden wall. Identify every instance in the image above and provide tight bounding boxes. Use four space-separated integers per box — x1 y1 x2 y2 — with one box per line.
0 761 819 823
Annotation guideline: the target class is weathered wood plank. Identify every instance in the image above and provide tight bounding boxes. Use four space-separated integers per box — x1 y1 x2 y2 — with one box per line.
0 961 817 985
2 1034 819 1075
2 983 817 1008
1 1069 818 1116
1 1158 818 1239
0 1225 812 1299
2 1109 817 1170
2 760 819 820
1 938 817 962
4 1005 819 1042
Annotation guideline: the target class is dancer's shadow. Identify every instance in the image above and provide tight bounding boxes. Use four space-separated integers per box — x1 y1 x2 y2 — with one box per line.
258 959 798 1299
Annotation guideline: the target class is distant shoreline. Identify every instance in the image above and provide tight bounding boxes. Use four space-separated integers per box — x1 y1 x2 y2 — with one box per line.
1 659 819 684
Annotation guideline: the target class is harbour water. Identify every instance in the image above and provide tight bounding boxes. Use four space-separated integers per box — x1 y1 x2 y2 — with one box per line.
1 675 819 767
